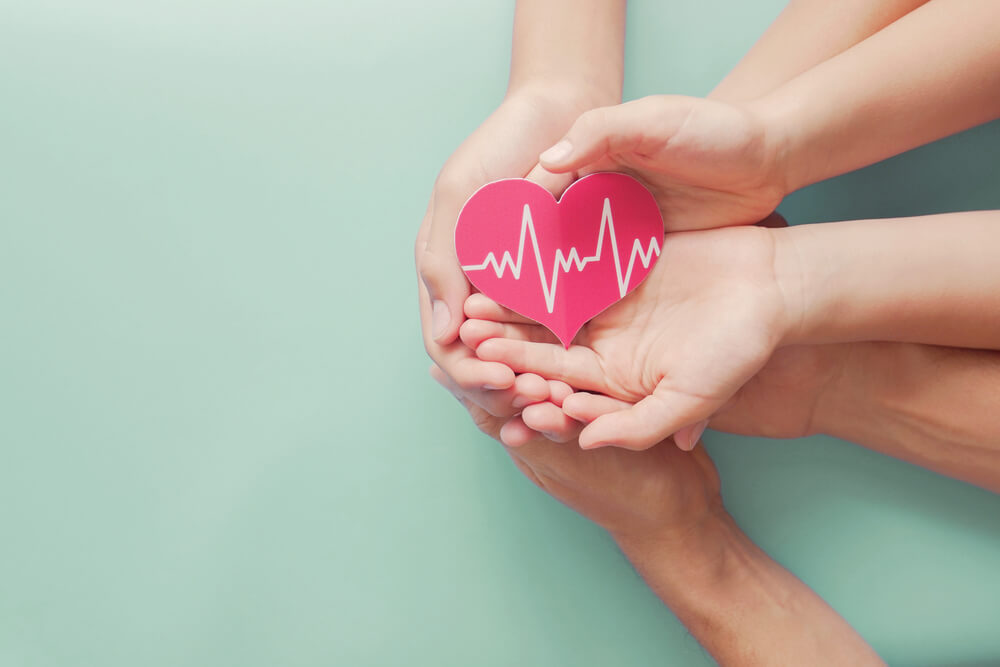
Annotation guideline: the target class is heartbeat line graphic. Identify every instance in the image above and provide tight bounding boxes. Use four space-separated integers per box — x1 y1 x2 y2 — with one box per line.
460 198 662 314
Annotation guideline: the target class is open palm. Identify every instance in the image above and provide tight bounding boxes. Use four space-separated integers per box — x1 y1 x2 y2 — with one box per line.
469 225 792 450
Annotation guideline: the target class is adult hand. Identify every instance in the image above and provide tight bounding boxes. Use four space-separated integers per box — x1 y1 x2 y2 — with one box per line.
431 361 883 666
416 85 613 417
429 364 722 544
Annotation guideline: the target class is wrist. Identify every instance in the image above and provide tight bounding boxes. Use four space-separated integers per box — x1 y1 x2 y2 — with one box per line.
745 93 801 198
505 77 621 117
769 224 816 348
613 507 776 624
612 503 740 593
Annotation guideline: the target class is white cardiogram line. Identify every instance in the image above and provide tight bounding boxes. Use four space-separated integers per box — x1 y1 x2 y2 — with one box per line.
461 198 661 314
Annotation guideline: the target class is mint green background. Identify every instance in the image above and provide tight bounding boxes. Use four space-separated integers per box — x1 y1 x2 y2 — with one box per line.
2 1 999 665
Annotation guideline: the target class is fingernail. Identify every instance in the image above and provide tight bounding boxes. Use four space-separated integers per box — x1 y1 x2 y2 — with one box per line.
540 140 572 164
511 395 533 409
580 441 606 450
685 420 709 451
483 383 503 391
431 300 450 338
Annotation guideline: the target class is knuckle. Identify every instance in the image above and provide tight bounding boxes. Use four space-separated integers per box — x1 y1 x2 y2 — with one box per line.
575 107 609 136
433 171 471 203
417 248 449 287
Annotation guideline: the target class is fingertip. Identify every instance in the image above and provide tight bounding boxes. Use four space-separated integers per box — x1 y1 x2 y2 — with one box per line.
474 337 504 362
673 419 709 451
525 161 575 197
520 402 554 429
547 381 574 406
579 414 652 452
464 293 499 320
512 373 549 408
459 318 503 351
538 140 574 170
561 393 588 421
500 416 536 448
483 363 516 391
431 298 464 345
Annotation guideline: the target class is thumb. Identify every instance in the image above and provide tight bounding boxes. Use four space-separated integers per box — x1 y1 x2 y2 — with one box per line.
417 193 472 345
524 162 575 200
578 383 716 452
538 95 697 173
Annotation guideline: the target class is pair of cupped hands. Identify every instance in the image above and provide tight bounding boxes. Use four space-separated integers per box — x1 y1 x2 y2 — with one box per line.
417 88 838 479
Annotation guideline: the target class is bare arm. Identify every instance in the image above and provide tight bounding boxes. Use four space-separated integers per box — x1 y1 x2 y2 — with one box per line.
418 0 625 418
711 0 931 103
508 0 625 101
777 212 1000 350
618 513 884 666
818 342 1000 493
751 0 1000 192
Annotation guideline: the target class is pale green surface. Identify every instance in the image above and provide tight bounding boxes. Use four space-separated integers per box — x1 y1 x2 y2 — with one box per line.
1 1 999 665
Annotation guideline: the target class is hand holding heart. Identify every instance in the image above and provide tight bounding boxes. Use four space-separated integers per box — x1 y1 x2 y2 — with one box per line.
463 224 793 451
537 95 788 231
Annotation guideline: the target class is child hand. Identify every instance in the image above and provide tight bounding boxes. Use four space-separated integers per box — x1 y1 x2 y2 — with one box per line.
537 95 787 231
463 296 851 449
466 225 797 451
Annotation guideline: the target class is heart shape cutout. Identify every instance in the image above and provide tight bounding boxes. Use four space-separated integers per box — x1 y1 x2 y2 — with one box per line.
455 172 664 347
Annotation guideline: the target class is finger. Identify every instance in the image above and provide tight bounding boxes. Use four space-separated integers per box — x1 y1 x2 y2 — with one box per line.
464 293 537 325
562 392 633 423
499 415 538 448
418 189 471 345
521 401 583 443
421 278 515 386
460 318 558 351
431 365 506 440
524 162 576 200
429 362 462 400
475 338 607 392
578 383 716 451
445 352 515 392
672 419 710 452
538 96 694 173
430 362 548 420
547 380 574 407
510 373 550 410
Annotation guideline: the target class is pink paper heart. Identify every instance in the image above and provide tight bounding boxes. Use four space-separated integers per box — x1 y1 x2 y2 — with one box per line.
455 172 664 348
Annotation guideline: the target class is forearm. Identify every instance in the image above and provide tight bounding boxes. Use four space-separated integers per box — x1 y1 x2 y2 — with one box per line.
818 342 1000 493
616 511 883 666
508 0 625 102
775 211 1000 349
711 0 930 103
752 0 1000 191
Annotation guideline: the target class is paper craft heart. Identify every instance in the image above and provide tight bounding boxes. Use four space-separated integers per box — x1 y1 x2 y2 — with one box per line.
455 172 664 347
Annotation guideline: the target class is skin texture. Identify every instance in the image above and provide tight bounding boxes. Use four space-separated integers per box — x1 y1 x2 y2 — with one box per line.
420 0 994 662
751 0 1000 192
709 0 932 103
470 224 790 451
417 0 946 424
536 96 786 231
431 367 884 666
415 0 626 420
468 212 1000 473
420 0 952 429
